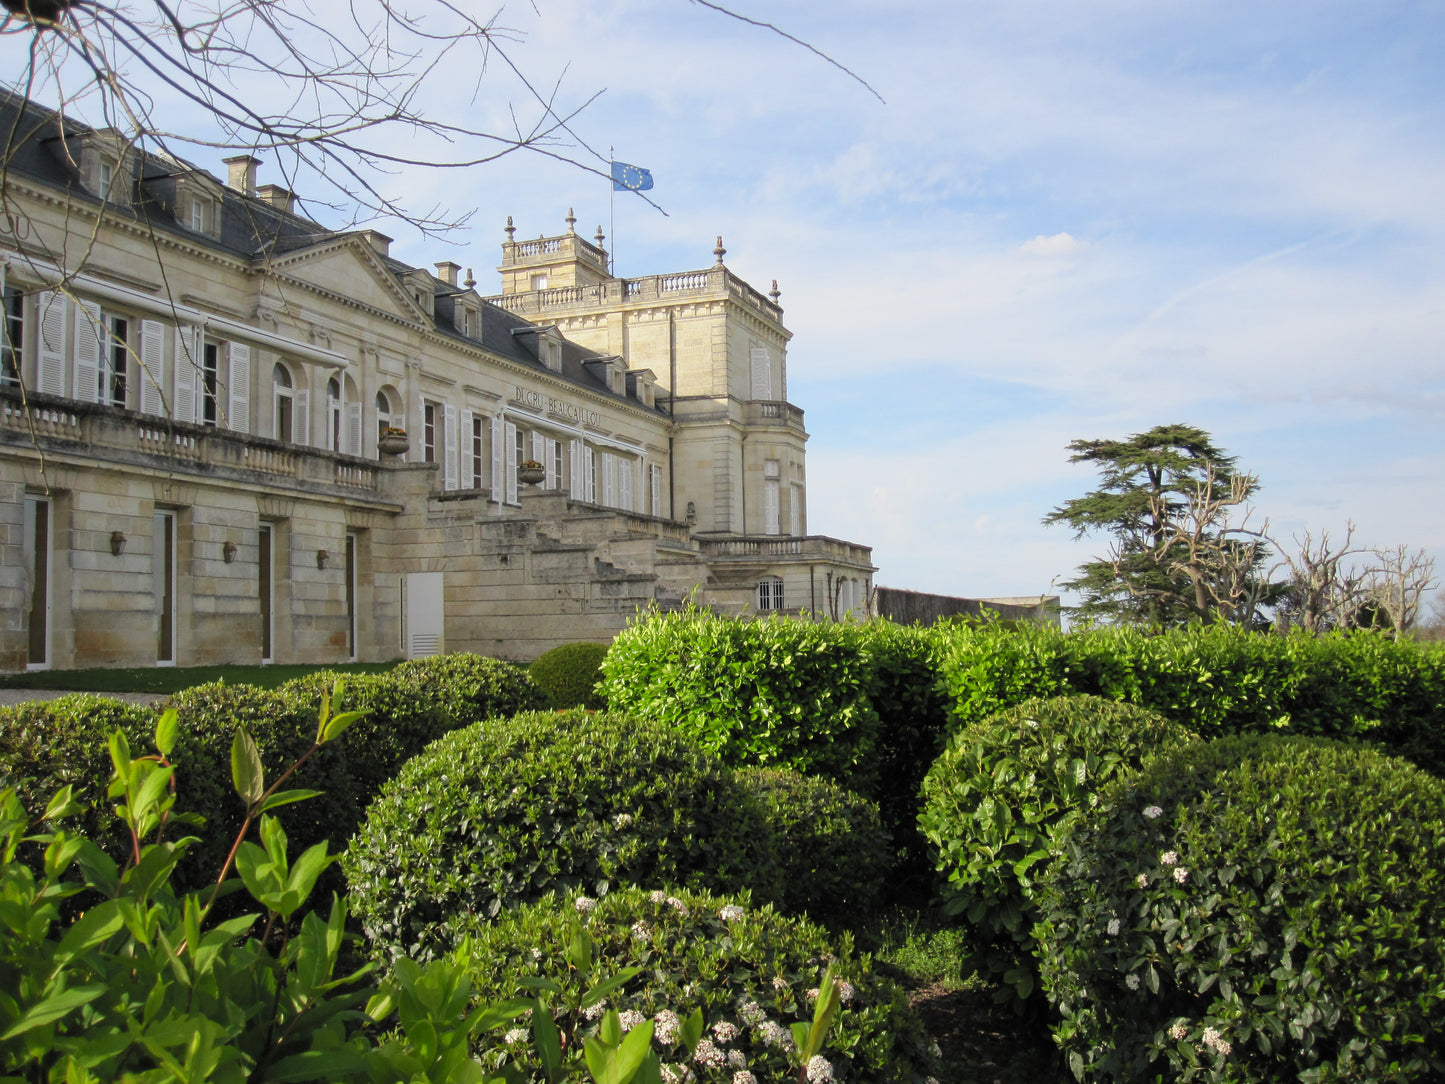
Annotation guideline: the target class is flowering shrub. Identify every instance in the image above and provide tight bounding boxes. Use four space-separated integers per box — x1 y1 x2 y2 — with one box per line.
736 767 891 927
918 695 1194 1004
528 642 612 709
459 885 943 1082
345 711 784 962
1035 734 1445 1081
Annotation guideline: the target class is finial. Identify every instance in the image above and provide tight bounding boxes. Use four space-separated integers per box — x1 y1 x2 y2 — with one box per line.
769 279 780 302
594 225 606 249
504 216 515 242
713 235 726 266
565 207 577 233
464 268 476 289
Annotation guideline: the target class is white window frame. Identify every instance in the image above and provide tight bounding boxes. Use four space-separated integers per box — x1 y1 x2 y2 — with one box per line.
757 577 784 612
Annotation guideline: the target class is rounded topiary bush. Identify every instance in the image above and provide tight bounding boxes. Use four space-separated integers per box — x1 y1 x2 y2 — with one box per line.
344 710 784 962
1035 735 1445 1082
460 885 943 1083
528 642 611 709
918 694 1195 1003
736 767 892 928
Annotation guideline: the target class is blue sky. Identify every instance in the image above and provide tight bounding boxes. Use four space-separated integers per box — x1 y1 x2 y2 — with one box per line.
9 0 1443 609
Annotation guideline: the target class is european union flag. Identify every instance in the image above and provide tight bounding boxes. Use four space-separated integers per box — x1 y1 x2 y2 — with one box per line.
611 161 654 192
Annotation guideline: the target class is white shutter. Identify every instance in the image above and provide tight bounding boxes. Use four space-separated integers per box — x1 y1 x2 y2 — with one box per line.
227 342 251 433
460 410 475 485
545 439 560 490
443 402 458 490
750 346 772 400
601 452 616 507
583 445 596 502
490 416 504 500
764 479 780 535
790 484 802 536
504 420 518 503
36 292 66 397
650 463 663 517
530 431 545 465
139 320 165 415
294 387 309 445
72 300 102 402
173 326 198 423
346 400 361 456
568 440 582 499
619 458 634 512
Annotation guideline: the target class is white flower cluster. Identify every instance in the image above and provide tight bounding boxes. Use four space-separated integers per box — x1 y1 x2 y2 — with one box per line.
757 1021 793 1050
631 920 652 942
727 1049 747 1068
1160 851 1178 866
771 975 790 992
613 813 634 829
1125 973 1140 990
1136 873 1149 888
693 1039 727 1069
738 1000 766 1025
732 1073 757 1084
1174 867 1189 884
1143 805 1164 819
582 1001 606 1021
665 896 689 915
650 890 667 903
837 981 855 1004
659 1065 693 1084
618 1010 645 1032
1106 918 1121 936
806 1055 834 1082
1201 1027 1232 1056
711 1021 739 1043
1168 1023 1188 1041
574 896 597 913
718 904 746 923
504 1028 528 1044
654 1010 681 1045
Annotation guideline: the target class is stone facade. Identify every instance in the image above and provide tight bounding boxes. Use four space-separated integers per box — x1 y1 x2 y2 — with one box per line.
0 92 874 671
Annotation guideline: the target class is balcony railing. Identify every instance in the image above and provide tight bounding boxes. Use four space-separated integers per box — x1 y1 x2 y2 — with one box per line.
696 534 874 569
743 399 805 429
485 266 784 324
2 388 390 500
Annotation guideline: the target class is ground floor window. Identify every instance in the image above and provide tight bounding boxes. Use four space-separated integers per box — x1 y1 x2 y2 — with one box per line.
758 577 784 612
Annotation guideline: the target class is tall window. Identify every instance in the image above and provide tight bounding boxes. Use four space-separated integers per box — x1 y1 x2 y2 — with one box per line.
327 376 342 452
470 415 485 487
423 402 438 462
757 577 784 612
376 389 396 442
24 496 50 669
201 341 220 425
345 531 358 660
101 314 128 407
273 363 294 442
259 523 273 664
154 510 176 665
549 438 564 490
1 287 22 386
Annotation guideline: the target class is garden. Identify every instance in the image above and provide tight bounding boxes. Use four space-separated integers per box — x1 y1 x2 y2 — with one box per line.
2 615 1443 1082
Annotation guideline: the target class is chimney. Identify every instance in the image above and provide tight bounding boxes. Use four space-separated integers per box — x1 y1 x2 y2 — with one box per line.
435 261 461 287
222 154 260 196
361 229 392 258
256 184 295 214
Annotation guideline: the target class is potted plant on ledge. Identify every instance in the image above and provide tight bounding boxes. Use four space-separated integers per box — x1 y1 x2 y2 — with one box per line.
378 427 409 456
518 459 546 486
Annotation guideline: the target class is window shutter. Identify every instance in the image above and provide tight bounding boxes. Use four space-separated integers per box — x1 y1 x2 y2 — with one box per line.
293 387 309 445
227 342 251 432
504 420 518 503
750 346 772 400
650 463 663 517
173 326 198 423
530 431 545 465
570 439 584 499
36 292 67 397
790 484 802 536
490 416 504 500
346 400 361 456
583 446 596 502
139 320 166 415
443 403 459 490
601 452 616 507
620 458 635 512
460 410 475 484
72 300 102 402
545 438 560 489
764 479 780 536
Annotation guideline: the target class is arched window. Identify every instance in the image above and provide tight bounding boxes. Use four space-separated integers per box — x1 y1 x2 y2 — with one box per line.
326 376 342 452
272 363 294 442
757 577 784 612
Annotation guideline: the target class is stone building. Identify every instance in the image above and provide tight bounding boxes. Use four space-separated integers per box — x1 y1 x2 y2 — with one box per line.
0 92 875 671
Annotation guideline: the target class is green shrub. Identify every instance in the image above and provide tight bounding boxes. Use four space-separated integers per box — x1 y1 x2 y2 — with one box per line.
737 767 892 927
599 608 883 793
0 694 155 856
918 695 1195 1005
529 642 611 709
344 710 784 963
460 885 943 1083
1035 735 1445 1082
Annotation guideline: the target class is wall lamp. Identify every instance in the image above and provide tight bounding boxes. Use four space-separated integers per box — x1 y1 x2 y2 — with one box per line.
223 540 238 563
316 548 330 570
110 531 127 557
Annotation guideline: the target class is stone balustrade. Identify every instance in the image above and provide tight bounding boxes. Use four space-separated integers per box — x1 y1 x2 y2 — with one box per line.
696 534 874 569
484 266 784 324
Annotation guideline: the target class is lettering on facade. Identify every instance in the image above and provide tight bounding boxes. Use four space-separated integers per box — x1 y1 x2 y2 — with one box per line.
513 385 602 427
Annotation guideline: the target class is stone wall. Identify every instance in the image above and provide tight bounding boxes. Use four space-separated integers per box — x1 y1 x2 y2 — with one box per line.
875 586 1061 626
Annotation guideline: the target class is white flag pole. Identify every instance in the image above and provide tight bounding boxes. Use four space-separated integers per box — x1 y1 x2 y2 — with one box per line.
608 147 616 275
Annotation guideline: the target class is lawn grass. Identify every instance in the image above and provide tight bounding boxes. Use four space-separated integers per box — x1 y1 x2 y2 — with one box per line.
0 661 399 694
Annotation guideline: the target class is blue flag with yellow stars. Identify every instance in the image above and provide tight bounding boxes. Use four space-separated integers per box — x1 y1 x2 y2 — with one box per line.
611 161 654 192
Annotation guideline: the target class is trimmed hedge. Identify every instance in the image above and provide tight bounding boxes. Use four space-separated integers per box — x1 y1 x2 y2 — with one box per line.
461 885 943 1083
1036 735 1445 1081
528 642 611 709
737 767 892 927
918 695 1195 1005
344 710 784 963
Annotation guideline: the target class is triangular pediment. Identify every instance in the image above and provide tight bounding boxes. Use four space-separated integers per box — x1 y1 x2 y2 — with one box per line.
258 236 426 323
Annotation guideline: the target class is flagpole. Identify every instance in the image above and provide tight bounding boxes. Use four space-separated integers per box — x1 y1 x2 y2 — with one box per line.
608 147 616 276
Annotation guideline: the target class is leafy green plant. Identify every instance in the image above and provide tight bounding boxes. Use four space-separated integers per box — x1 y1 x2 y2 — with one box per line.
918 695 1194 1006
344 710 783 963
737 767 892 927
529 643 613 709
460 886 943 1084
1034 734 1445 1082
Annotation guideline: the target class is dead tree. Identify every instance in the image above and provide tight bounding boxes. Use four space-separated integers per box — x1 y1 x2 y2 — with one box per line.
1364 544 1438 640
1269 523 1372 633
